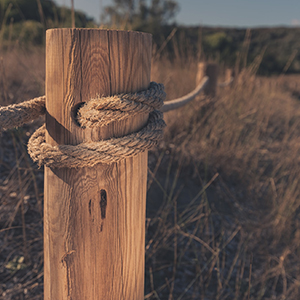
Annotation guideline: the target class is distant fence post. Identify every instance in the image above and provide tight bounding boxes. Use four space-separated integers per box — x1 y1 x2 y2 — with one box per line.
44 29 152 300
197 62 219 97
225 68 234 83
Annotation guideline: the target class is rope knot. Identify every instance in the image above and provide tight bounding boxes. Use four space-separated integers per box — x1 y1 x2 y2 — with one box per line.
26 82 166 168
77 82 166 128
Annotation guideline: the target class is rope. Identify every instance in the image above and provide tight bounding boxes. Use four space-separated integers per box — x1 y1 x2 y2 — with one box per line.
0 82 166 168
0 96 46 131
78 82 165 127
218 77 234 87
28 111 165 168
161 75 234 113
161 77 209 113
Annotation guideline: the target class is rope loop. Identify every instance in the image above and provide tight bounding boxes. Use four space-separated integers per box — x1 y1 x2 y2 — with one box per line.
0 82 166 168
28 110 165 168
78 82 165 127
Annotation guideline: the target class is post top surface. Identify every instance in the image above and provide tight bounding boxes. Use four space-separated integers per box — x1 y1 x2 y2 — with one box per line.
46 28 152 38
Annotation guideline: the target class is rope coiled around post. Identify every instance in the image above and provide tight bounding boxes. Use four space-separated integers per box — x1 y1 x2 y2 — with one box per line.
78 82 165 127
28 111 165 168
0 82 166 168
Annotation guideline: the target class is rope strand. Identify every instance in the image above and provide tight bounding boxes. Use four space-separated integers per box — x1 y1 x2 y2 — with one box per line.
0 82 166 168
0 96 45 132
77 82 165 127
28 111 165 168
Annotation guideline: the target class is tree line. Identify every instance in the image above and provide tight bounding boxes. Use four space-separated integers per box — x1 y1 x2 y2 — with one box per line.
1 0 300 75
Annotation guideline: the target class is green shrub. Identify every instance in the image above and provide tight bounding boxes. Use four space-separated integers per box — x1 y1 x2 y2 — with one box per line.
2 20 44 46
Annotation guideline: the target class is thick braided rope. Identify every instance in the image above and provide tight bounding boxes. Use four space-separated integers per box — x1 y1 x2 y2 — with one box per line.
0 96 46 132
78 82 165 127
28 111 165 168
0 82 166 167
0 83 165 132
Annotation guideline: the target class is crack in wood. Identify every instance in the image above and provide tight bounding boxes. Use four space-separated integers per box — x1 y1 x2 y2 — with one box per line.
88 199 92 215
61 250 76 298
99 189 107 220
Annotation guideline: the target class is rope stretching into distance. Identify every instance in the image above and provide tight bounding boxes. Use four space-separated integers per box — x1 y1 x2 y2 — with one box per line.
0 82 166 168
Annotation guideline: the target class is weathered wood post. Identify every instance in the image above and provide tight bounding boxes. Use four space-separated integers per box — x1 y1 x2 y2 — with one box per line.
225 68 234 83
44 29 151 300
196 62 219 97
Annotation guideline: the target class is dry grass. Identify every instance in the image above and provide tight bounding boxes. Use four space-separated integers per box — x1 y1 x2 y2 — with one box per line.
0 47 45 300
1 46 300 299
147 57 300 299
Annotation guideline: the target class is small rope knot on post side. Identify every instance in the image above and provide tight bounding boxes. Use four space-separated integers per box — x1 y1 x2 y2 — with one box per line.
78 82 165 127
0 82 166 168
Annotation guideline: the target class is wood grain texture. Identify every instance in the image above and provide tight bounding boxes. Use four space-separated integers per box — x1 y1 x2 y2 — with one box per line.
44 29 152 300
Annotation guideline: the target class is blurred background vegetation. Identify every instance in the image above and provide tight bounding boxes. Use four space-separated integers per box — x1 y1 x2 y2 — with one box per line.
2 1 300 300
0 0 299 75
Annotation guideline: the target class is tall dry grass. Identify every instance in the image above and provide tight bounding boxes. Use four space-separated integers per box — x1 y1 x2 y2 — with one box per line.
146 56 300 299
0 45 300 299
0 47 45 300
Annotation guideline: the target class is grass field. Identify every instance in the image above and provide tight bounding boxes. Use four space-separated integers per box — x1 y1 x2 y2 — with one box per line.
1 45 300 299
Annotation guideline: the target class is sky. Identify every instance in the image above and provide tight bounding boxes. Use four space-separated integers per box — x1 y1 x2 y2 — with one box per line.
54 0 300 28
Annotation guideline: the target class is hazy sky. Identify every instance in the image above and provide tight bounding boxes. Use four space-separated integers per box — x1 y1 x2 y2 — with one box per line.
54 0 300 28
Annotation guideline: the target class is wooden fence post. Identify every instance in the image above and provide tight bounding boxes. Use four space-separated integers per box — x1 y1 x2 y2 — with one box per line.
197 62 219 97
225 68 234 83
44 29 152 300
